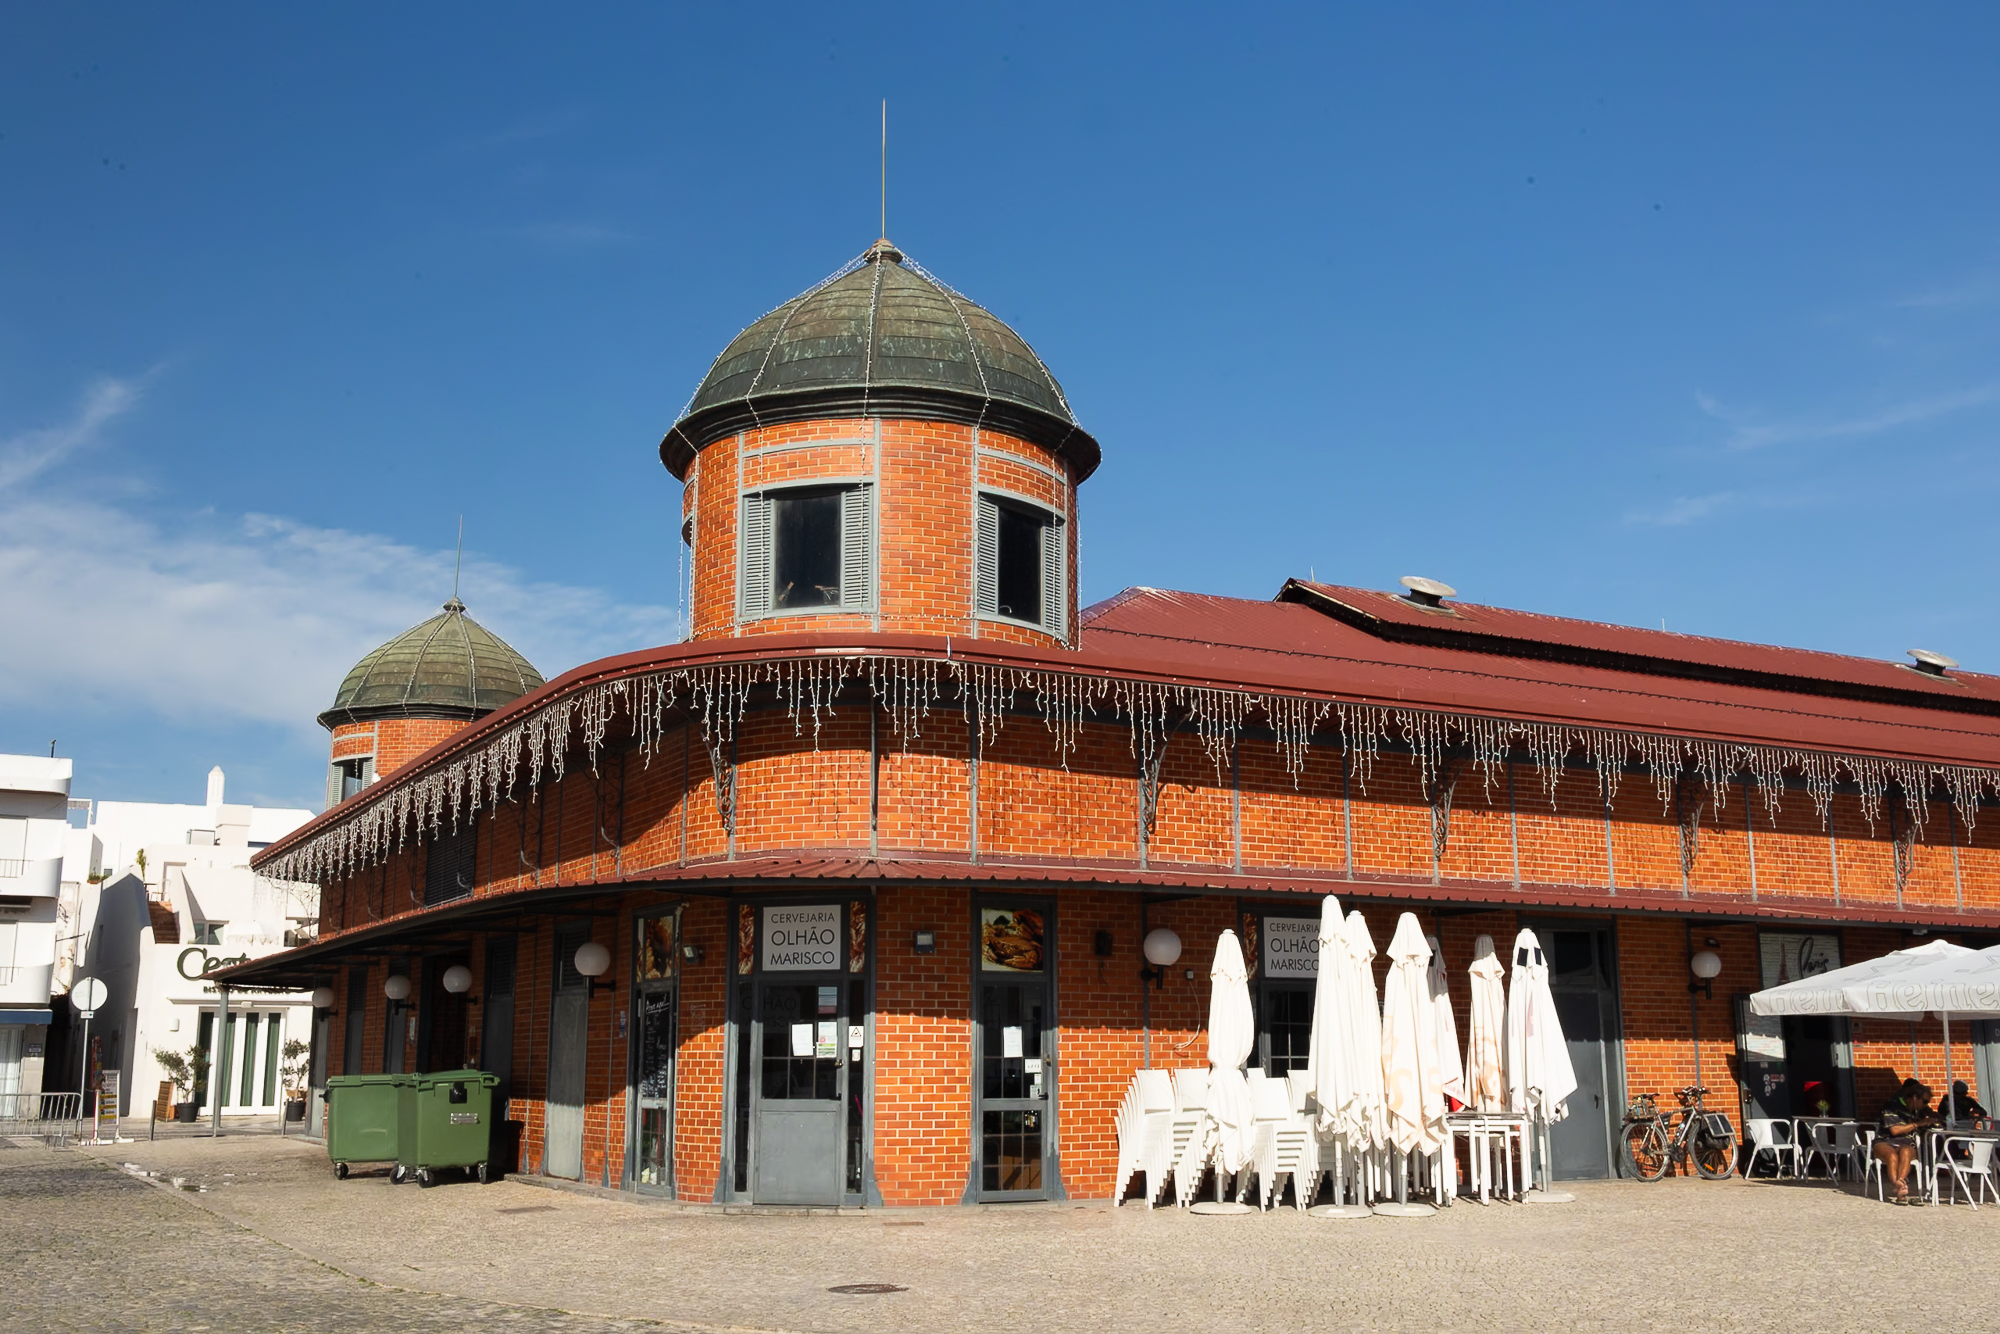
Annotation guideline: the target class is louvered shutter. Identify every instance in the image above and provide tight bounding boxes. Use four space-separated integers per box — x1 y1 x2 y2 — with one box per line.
975 495 1000 616
325 765 343 812
839 486 873 610
739 493 772 619
1041 516 1067 640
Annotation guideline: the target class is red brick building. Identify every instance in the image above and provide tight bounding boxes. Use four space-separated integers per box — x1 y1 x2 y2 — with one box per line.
228 237 2000 1204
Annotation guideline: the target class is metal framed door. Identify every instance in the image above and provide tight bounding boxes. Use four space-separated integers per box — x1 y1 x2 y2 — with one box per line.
1527 920 1623 1180
544 922 589 1180
631 909 678 1194
1256 983 1314 1077
480 937 518 1173
751 979 846 1205
974 900 1056 1202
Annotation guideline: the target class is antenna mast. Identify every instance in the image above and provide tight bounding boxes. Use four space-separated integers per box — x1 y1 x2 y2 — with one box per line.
452 515 464 603
880 99 887 237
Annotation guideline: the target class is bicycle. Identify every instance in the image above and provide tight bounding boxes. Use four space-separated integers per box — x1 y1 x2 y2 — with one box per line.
1620 1086 1737 1181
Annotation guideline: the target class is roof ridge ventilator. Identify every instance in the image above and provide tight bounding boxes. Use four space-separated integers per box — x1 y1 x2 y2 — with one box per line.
1908 649 1959 678
1398 575 1457 609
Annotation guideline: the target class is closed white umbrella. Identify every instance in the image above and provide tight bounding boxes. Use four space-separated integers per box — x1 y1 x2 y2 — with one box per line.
1341 910 1387 1151
1504 928 1577 1122
1205 930 1256 1178
1382 914 1447 1156
1305 895 1348 1135
1427 934 1465 1109
1463 934 1507 1112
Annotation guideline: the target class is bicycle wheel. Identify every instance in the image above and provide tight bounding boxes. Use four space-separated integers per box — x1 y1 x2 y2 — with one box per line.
1691 1122 1737 1180
1621 1119 1670 1181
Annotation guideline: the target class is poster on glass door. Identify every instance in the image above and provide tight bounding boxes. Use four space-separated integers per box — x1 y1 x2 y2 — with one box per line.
1261 918 1320 978
762 906 842 971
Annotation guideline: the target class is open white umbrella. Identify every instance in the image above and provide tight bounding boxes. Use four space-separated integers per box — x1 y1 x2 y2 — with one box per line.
1341 910 1387 1152
1305 895 1348 1136
1427 934 1465 1109
1464 934 1507 1112
1205 930 1256 1179
1504 928 1577 1122
1382 914 1448 1157
1753 939 2000 1122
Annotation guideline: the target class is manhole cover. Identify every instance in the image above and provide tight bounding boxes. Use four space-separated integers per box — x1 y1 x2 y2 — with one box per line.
828 1283 907 1295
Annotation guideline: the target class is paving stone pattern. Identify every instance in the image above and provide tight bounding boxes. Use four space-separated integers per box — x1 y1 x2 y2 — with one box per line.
9 1135 2000 1332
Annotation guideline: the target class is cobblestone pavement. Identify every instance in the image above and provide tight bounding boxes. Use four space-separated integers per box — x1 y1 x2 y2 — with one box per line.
11 1135 2000 1332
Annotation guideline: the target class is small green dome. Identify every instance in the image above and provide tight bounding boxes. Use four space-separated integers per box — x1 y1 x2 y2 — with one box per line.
661 239 1099 482
319 599 545 729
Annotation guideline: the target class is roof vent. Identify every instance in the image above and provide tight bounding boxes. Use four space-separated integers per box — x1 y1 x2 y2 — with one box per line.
1399 576 1457 609
1907 648 1958 677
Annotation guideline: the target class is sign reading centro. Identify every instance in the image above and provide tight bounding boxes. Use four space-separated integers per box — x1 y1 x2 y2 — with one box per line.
762 905 842 972
1262 917 1320 977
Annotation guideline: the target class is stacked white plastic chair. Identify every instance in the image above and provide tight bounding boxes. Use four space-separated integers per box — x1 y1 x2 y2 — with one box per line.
1112 1069 1177 1206
1284 1069 1324 1206
1168 1067 1215 1208
1243 1070 1314 1210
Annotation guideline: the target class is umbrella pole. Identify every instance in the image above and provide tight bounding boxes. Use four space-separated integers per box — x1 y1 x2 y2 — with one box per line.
1943 1013 1954 1123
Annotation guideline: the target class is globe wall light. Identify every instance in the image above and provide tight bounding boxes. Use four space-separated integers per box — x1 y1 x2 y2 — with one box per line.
1140 927 1182 989
310 985 335 1009
442 965 473 994
1689 948 1722 999
383 973 412 1002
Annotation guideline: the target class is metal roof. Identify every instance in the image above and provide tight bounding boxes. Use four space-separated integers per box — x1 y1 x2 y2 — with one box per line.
660 239 1099 481
319 599 546 730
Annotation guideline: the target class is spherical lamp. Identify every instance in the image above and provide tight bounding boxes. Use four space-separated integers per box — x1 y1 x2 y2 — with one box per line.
573 941 611 978
383 974 412 1002
1690 950 1722 981
1143 928 1183 968
310 985 335 1009
442 965 473 994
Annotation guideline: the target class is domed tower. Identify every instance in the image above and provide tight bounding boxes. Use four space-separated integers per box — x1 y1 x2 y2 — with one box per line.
663 238 1098 648
317 598 545 808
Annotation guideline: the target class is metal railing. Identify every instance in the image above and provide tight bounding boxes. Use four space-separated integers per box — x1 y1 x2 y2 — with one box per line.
0 967 18 985
0 859 25 879
0 1092 83 1145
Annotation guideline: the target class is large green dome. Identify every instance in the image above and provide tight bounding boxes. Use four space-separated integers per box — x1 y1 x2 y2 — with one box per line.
319 599 545 729
661 239 1099 481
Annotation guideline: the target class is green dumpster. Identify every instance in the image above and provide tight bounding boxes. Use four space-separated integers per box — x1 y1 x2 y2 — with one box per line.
398 1069 499 1187
324 1073 414 1180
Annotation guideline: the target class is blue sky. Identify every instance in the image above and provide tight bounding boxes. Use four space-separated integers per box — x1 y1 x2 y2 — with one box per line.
3 4 1997 812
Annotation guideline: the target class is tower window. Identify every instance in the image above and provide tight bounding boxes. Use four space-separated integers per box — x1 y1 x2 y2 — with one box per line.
976 494 1067 638
326 756 375 810
739 484 874 618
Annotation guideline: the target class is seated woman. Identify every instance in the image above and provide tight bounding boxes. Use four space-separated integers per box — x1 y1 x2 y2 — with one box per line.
1873 1079 1939 1204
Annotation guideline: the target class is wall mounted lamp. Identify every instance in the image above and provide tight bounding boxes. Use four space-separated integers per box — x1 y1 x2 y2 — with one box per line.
1140 927 1182 989
912 930 937 955
680 942 705 965
310 985 335 1009
1688 947 1722 999
382 973 412 1002
575 941 615 995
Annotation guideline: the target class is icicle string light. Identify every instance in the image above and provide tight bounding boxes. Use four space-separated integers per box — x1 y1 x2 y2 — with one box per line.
260 652 2000 886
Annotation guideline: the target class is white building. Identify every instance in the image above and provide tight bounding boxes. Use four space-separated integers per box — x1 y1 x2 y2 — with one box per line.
0 755 73 1102
69 768 317 1120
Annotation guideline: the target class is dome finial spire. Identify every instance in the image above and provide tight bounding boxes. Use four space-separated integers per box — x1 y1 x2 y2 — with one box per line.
449 514 464 610
880 97 887 244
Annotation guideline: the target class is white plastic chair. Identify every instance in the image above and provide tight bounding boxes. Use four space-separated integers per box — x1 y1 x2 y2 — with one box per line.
1168 1069 1215 1208
1113 1070 1176 1206
1246 1073 1312 1210
1284 1070 1323 1206
1804 1122 1862 1181
1936 1137 1998 1209
1744 1118 1800 1179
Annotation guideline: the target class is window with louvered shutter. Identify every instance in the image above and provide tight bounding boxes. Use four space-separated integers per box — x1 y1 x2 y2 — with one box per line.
839 486 873 611
975 495 1001 617
1041 517 1066 640
738 493 773 619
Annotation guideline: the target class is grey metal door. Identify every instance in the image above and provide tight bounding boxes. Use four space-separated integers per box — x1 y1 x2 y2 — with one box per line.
752 981 845 1205
1540 925 1620 1181
544 925 589 1180
977 974 1050 1200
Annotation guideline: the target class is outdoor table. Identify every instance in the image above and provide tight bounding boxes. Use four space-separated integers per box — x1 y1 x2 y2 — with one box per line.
1448 1112 1527 1204
1792 1117 1863 1180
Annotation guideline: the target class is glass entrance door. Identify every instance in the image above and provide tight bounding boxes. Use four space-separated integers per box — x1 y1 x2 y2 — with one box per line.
632 910 679 1194
1257 984 1313 1077
752 981 846 1205
975 901 1055 1201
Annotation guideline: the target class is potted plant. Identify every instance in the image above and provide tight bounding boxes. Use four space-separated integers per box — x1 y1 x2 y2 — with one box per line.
279 1039 311 1121
154 1045 209 1122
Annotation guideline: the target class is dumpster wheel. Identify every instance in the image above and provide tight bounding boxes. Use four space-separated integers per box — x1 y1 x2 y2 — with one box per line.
334 1162 348 1180
390 1163 409 1185
476 1161 489 1185
417 1168 435 1188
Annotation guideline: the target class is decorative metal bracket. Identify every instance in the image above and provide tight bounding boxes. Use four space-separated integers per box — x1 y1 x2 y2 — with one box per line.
702 729 736 835
1137 729 1171 841
1889 794 1916 892
1427 756 1463 863
1676 771 1707 878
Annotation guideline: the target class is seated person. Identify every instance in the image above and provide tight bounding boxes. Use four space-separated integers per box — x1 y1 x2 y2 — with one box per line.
1873 1079 1940 1203
1941 1079 1988 1123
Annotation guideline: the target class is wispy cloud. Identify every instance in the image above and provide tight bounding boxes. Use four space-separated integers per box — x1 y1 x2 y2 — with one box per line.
448 108 591 155
1625 491 1739 527
0 380 680 738
0 376 145 490
1697 384 2000 451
